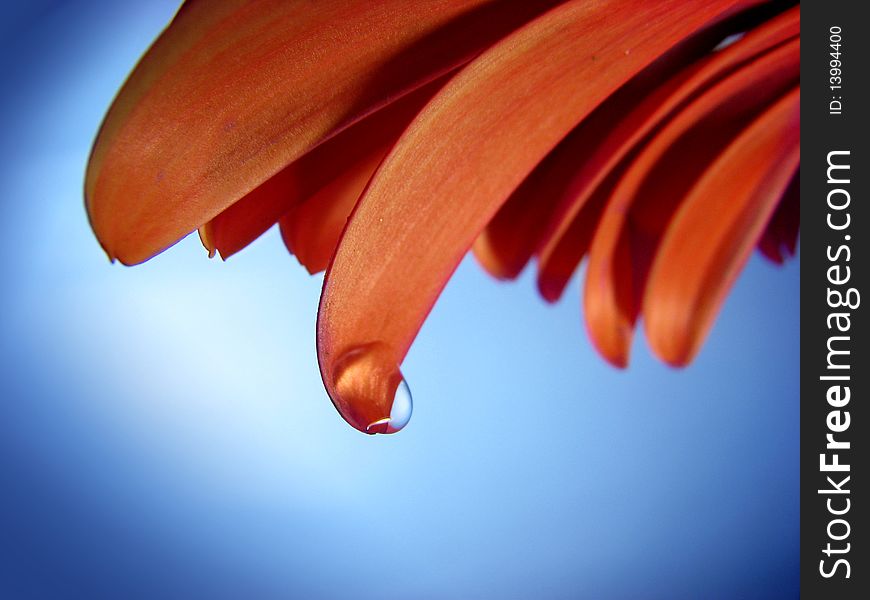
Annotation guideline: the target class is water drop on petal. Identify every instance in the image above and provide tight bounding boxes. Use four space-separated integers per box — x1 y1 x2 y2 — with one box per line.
385 378 412 433
330 342 411 434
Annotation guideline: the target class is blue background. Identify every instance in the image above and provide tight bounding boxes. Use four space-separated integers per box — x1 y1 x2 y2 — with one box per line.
0 2 799 598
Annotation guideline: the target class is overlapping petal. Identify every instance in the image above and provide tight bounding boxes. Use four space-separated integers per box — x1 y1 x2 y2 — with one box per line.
86 0 561 264
643 88 799 365
200 76 448 263
472 2 795 284
583 36 798 366
86 0 800 434
316 0 760 431
535 5 799 303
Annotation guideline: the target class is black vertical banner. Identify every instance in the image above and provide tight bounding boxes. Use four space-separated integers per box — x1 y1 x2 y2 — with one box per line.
801 1 868 598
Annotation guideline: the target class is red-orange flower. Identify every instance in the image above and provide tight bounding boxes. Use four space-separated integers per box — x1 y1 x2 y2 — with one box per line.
86 0 800 434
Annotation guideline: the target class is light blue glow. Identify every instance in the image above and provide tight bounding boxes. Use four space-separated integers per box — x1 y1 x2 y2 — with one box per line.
0 3 798 598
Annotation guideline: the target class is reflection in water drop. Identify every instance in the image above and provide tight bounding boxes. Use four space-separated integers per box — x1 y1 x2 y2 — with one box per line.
365 377 413 434
386 378 413 433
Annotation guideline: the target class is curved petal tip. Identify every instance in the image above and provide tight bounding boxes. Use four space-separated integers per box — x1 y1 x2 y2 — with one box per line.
329 342 411 435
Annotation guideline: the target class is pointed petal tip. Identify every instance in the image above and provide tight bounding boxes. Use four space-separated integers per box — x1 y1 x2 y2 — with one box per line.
652 343 696 369
537 274 567 304
301 261 322 276
472 236 521 281
584 290 634 369
100 243 136 267
642 89 799 368
102 244 117 265
601 345 630 370
197 225 216 258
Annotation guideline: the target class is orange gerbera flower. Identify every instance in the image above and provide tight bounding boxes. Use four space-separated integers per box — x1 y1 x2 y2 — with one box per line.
86 0 800 434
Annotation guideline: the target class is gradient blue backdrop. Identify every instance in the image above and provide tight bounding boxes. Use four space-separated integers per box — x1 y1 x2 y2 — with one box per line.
0 2 799 598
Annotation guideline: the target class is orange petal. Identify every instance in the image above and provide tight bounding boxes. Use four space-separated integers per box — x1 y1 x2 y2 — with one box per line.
278 146 388 275
643 89 799 365
583 36 798 367
471 53 684 281
201 76 448 260
757 170 800 264
86 0 561 265
536 170 616 303
316 0 757 433
470 154 563 281
475 2 795 283
537 5 799 301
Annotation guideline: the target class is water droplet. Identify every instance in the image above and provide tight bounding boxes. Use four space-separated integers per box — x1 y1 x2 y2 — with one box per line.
363 378 412 434
386 378 412 433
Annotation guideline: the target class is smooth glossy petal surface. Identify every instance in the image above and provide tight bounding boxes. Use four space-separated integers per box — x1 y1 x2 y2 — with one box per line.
86 0 560 265
583 37 798 367
201 76 447 261
317 0 753 432
643 89 800 365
